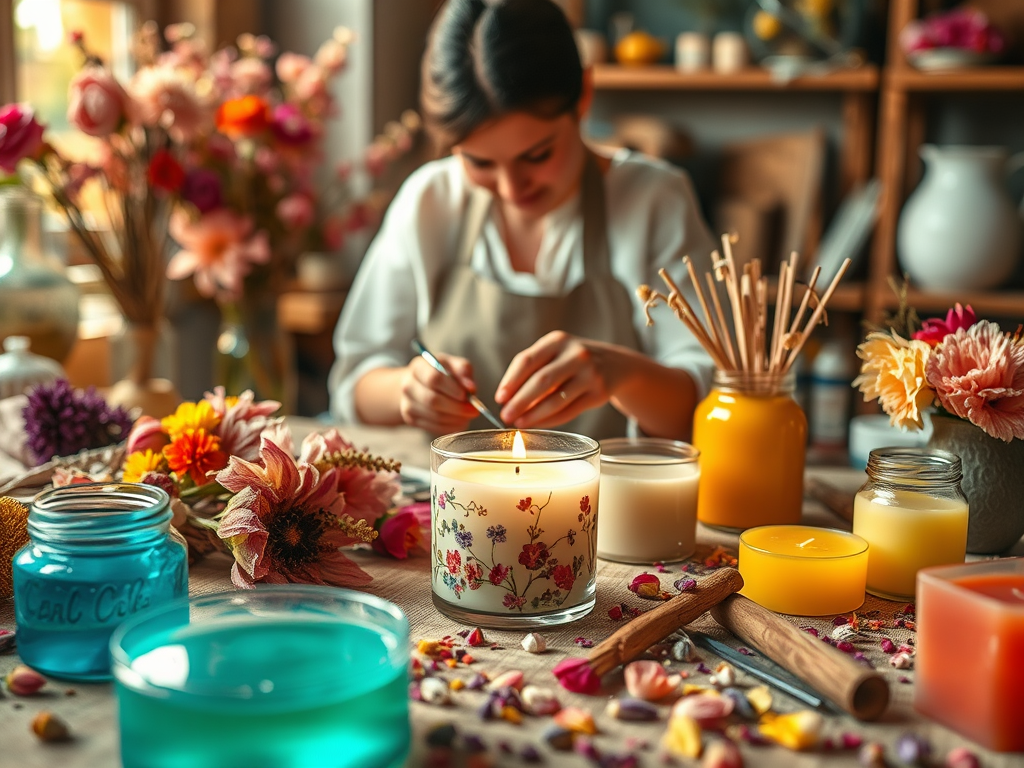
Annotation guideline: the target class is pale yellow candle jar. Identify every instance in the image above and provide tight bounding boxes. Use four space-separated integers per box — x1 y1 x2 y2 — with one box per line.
853 448 969 601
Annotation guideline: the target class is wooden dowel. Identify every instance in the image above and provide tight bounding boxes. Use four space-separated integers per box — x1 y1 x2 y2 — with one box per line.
778 265 821 370
784 259 852 371
588 568 744 677
804 477 855 523
769 261 788 373
705 272 737 369
756 276 768 372
659 270 731 370
711 595 890 721
684 256 727 368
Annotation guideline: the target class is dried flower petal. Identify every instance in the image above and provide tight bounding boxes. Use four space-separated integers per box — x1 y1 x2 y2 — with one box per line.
672 693 734 727
702 739 743 768
606 698 660 722
945 746 980 768
554 706 597 735
552 657 600 695
662 714 703 759
625 660 678 701
521 632 547 654
629 573 668 599
31 711 71 742
895 733 931 765
5 664 45 696
745 685 773 716
758 711 822 751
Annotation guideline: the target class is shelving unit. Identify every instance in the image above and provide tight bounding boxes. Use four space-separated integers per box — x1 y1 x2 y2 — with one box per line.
867 0 1024 326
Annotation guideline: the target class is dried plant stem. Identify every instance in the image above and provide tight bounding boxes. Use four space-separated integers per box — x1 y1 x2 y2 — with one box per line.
705 272 737 369
784 259 852 372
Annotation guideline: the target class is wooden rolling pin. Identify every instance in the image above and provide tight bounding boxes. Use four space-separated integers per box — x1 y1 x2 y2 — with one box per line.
711 594 890 721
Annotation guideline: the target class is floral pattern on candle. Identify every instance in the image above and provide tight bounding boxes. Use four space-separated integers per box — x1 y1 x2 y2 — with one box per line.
431 486 598 614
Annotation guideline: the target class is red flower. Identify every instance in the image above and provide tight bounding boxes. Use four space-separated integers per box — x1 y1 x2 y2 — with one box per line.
518 542 549 570
503 594 527 610
517 497 532 511
465 560 483 589
216 95 270 138
372 508 424 559
912 303 977 346
147 149 185 192
580 495 591 515
446 549 462 576
488 563 510 585
552 564 575 592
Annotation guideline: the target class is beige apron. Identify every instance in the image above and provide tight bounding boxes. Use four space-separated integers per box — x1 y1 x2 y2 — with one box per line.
420 153 641 439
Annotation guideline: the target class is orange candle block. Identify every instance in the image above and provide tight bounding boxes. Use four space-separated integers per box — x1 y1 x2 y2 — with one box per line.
916 559 1024 752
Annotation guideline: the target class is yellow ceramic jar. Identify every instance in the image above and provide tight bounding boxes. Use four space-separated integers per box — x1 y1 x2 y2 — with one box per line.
693 371 807 530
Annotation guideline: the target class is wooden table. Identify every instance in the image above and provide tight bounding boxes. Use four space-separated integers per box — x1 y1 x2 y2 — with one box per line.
1 423 1020 767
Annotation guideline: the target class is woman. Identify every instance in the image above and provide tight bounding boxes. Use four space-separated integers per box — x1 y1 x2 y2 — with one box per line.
329 0 717 440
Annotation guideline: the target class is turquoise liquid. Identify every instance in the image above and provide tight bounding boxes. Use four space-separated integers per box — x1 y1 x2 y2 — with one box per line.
116 618 410 768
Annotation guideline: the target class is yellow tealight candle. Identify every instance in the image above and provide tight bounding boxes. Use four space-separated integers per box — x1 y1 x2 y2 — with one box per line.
738 525 869 616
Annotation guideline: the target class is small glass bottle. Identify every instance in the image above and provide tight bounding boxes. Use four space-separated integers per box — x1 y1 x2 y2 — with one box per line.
12 483 188 681
853 448 969 600
692 370 807 530
0 189 79 362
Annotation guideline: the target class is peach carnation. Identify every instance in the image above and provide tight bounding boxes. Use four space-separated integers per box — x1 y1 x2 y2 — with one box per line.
854 331 935 430
926 320 1024 442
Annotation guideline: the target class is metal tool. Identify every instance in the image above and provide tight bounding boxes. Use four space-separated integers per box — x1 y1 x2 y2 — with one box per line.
412 339 506 429
689 630 828 710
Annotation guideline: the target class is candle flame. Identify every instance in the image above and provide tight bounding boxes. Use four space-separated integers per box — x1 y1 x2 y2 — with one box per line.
512 430 526 460
796 537 815 548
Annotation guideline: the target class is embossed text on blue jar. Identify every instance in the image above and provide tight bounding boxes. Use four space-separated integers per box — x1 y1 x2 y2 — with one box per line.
13 483 188 681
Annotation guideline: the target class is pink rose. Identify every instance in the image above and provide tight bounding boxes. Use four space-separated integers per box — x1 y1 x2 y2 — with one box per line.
67 67 128 137
0 104 45 173
372 508 425 559
126 415 169 454
276 193 316 231
275 53 311 84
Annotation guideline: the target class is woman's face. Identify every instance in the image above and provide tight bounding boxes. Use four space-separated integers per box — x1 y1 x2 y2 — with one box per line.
453 110 586 218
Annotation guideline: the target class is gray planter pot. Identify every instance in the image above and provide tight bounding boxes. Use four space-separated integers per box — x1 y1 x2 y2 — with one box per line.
927 413 1024 554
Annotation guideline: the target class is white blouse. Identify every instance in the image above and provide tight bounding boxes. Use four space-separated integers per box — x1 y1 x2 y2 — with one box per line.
329 149 718 424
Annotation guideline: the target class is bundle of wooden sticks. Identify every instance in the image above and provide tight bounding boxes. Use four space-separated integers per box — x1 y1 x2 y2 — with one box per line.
638 234 851 377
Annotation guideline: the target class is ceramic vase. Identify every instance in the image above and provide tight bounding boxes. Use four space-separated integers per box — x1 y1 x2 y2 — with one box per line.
897 145 1023 291
927 413 1024 554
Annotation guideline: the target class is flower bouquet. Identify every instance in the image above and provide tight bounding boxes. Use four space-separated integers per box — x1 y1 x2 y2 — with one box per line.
900 7 1006 70
854 290 1024 552
110 388 411 587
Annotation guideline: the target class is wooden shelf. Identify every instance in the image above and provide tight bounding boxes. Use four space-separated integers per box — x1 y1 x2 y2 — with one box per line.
878 288 1024 318
887 66 1024 92
592 64 880 92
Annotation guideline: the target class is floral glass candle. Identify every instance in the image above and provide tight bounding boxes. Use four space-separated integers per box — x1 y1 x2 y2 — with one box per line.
693 371 806 530
596 437 699 564
853 448 968 600
738 525 869 615
430 429 600 628
916 559 1024 752
13 483 187 681
111 586 411 768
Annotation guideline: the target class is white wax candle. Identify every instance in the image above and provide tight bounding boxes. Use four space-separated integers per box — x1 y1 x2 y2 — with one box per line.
431 451 600 616
597 455 700 563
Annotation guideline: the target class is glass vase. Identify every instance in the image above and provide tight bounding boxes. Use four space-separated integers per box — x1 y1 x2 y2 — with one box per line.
216 295 294 408
0 188 79 363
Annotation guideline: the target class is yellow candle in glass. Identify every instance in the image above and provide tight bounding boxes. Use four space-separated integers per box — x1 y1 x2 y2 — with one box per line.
738 525 868 615
853 489 968 600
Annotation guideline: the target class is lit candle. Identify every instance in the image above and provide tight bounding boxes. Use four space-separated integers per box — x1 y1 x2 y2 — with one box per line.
596 437 700 564
916 559 1024 752
430 430 600 628
738 525 868 616
853 488 968 600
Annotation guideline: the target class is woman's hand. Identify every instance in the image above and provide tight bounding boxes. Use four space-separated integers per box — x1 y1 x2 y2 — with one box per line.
398 353 479 434
494 331 617 429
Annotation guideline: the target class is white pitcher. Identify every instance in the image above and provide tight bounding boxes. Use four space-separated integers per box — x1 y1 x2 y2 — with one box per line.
897 145 1024 291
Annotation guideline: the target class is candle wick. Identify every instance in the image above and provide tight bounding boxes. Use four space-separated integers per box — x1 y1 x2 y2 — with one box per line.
796 538 815 548
515 465 520 475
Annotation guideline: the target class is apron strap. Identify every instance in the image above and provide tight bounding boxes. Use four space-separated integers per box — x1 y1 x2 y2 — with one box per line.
457 186 493 266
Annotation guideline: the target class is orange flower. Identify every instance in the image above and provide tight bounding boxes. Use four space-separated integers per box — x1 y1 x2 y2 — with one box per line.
161 401 221 442
164 428 226 485
854 331 935 430
215 95 270 138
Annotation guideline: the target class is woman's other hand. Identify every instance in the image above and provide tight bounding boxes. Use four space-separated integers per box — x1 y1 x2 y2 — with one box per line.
494 331 616 429
399 353 479 434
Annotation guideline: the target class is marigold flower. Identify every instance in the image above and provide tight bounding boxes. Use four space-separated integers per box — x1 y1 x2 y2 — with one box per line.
854 331 934 430
215 94 270 138
164 428 226 485
926 320 1024 442
161 400 221 441
123 449 167 483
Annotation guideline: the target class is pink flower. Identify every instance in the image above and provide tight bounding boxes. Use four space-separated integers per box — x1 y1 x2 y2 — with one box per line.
230 57 272 95
126 415 169 454
489 563 510 585
913 303 977 346
927 321 1024 442
180 168 222 214
464 560 483 588
276 52 311 83
129 65 210 141
315 39 347 74
216 435 374 589
63 163 98 202
0 104 45 173
276 193 315 231
372 508 425 559
503 594 527 610
271 103 314 146
446 549 462 576
167 209 271 300
67 67 129 137
204 387 282 462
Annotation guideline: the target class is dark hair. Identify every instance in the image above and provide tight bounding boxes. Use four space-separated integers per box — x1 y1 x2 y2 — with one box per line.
421 0 583 151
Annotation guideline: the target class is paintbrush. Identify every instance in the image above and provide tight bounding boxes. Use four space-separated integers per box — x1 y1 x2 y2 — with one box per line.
412 339 505 429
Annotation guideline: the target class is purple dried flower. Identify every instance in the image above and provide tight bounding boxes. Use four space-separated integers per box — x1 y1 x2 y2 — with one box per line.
880 638 896 653
895 733 931 765
23 379 134 465
674 577 697 593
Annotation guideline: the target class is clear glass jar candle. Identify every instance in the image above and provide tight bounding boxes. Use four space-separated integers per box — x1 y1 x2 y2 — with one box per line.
111 586 411 768
597 437 699 564
12 483 188 680
693 370 807 530
853 448 969 600
430 429 600 628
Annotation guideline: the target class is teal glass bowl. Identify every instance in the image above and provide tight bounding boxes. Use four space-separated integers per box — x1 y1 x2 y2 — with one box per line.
110 586 410 768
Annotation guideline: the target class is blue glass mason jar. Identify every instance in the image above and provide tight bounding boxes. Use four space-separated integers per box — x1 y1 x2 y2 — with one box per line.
12 483 188 681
